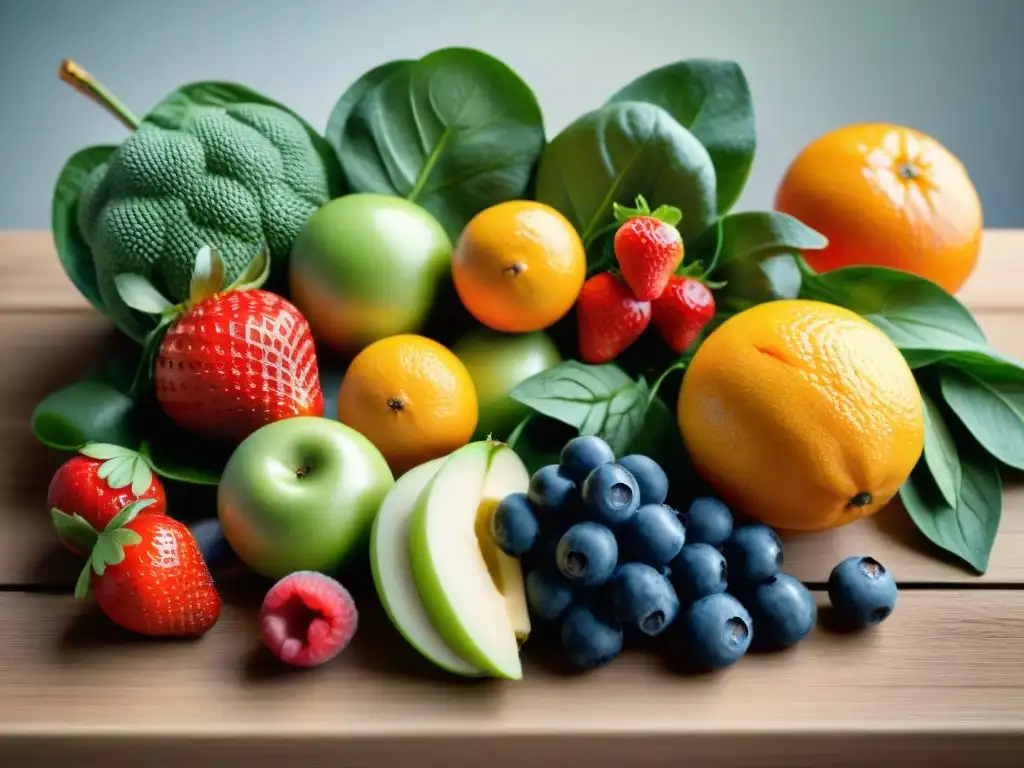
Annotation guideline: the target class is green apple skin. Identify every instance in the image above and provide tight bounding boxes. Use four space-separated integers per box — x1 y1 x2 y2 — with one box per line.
289 193 453 355
408 440 530 680
370 457 485 677
218 416 395 580
454 329 562 441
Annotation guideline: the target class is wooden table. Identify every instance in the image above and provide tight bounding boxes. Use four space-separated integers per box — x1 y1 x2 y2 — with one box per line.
2 231 1023 767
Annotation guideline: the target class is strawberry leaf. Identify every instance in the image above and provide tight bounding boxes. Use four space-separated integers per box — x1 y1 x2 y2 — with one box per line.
650 204 683 227
612 194 653 224
104 497 155 532
114 273 175 315
79 443 135 460
50 508 99 551
74 561 93 600
90 545 108 577
110 528 143 547
95 534 125 568
225 247 271 292
96 454 128 481
189 245 226 303
130 457 153 497
128 314 176 399
105 455 136 489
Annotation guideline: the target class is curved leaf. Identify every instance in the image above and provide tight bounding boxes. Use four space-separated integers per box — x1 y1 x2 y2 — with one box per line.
607 59 755 214
325 59 413 159
920 390 961 508
536 100 717 251
338 47 546 240
710 211 828 273
51 144 116 313
31 379 140 452
940 366 1024 470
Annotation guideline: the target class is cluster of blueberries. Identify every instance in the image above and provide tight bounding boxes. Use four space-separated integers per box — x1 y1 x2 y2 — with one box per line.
493 435 899 670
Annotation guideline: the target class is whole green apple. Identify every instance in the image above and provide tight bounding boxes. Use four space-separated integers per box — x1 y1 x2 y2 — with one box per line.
218 416 394 580
453 328 562 440
289 193 452 355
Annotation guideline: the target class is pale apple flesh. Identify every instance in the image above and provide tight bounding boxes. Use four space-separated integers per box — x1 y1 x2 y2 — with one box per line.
408 441 530 680
370 457 484 677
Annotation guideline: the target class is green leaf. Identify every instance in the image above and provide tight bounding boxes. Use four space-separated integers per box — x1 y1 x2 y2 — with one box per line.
337 47 545 240
74 561 93 600
509 361 650 455
189 245 225 302
708 211 828 274
114 273 175 315
224 248 271 292
325 59 413 160
51 144 116 314
138 414 230 486
105 498 156 532
31 379 140 452
127 315 175 399
911 348 1024 380
103 456 136 488
90 544 108 577
130 457 153 497
144 81 345 197
940 366 1024 470
50 508 100 552
79 443 135 461
899 441 1002 574
536 100 717 251
606 59 755 214
110 528 143 547
94 533 125 568
798 261 987 352
920 390 961 508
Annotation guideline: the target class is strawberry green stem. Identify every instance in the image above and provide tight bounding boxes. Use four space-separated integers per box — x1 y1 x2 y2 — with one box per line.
59 59 141 131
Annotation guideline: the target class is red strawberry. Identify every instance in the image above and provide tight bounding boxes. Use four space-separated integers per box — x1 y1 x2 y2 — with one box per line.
75 501 221 637
49 443 166 555
116 245 324 444
612 196 684 301
651 276 717 354
577 271 652 364
260 571 359 667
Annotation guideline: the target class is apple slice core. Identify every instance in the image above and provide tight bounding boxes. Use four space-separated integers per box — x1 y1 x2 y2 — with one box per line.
370 457 482 677
409 441 530 680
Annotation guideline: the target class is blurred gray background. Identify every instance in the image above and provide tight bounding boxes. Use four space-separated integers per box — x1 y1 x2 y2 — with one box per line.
1 0 1022 229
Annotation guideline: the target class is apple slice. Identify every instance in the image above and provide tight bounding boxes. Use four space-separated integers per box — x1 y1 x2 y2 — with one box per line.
409 440 530 680
370 457 484 677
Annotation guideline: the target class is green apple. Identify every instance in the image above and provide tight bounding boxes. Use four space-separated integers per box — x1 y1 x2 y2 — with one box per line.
409 440 530 680
289 193 452 354
370 457 485 677
218 416 394 580
453 328 562 440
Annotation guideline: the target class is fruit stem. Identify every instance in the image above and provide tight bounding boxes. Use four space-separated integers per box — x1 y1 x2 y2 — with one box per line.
648 359 690 406
59 59 141 131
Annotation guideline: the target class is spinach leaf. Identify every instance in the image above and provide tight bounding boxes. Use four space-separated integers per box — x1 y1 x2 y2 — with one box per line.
337 47 545 240
325 59 413 159
940 366 1024 470
920 389 961 508
899 440 1002 574
509 361 650 455
606 59 755 214
535 100 717 251
31 379 140 452
51 145 117 314
145 81 345 196
798 262 987 352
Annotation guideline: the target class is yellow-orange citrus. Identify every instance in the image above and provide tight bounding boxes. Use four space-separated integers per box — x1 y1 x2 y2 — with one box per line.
775 123 983 294
678 300 924 532
452 200 586 332
336 335 478 476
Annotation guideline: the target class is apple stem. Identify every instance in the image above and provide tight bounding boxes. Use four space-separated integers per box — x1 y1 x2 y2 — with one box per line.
295 466 310 479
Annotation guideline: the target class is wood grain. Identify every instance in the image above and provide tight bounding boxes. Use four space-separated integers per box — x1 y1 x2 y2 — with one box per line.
0 589 1022 766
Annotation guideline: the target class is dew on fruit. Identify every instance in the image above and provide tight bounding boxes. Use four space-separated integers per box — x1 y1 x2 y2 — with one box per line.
725 617 750 649
859 556 884 578
641 610 665 635
609 483 633 508
870 606 891 624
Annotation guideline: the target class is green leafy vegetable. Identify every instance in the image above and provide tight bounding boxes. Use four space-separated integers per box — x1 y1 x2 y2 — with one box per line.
325 59 413 159
940 366 1024 470
606 59 755 214
31 379 140 451
899 438 1002 574
709 211 828 273
920 390 961 508
510 361 650 455
334 47 545 240
535 100 717 252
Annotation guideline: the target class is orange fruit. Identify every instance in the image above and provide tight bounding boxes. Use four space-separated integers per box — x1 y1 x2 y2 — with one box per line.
775 123 983 294
336 334 478 476
678 300 924 532
452 200 586 332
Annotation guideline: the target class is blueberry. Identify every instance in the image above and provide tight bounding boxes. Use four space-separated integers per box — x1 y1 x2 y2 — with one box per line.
722 525 783 586
669 543 729 604
559 435 615 483
680 592 753 669
616 454 669 506
622 503 686 567
527 464 578 525
582 463 640 527
682 497 733 548
526 567 575 623
608 562 680 636
827 556 898 629
556 522 618 587
560 605 624 669
492 492 539 556
189 518 234 571
747 574 817 650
